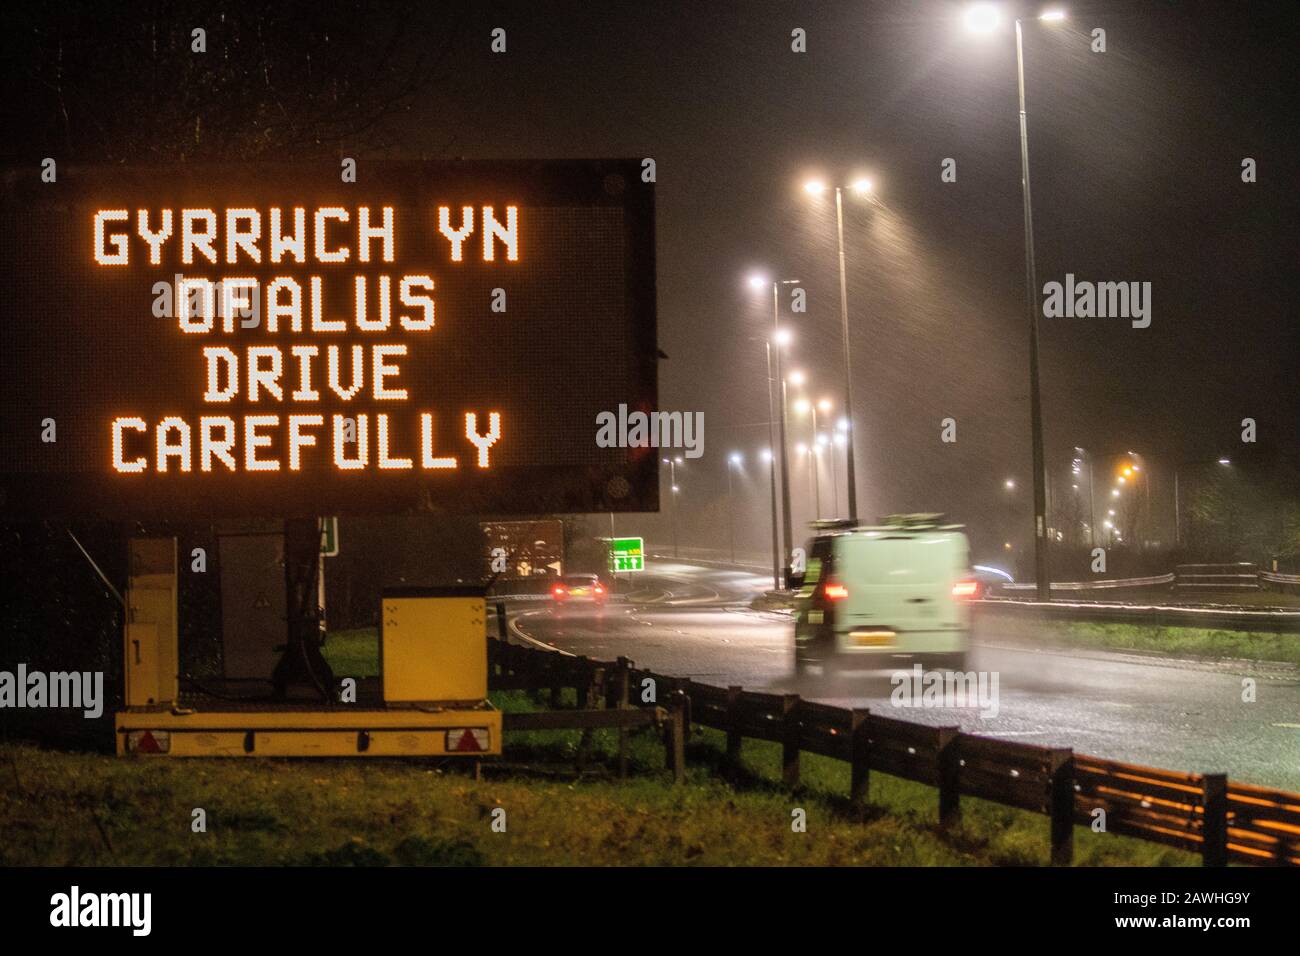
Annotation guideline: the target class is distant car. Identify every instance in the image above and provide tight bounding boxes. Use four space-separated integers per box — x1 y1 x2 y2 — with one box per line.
793 515 979 674
551 573 607 603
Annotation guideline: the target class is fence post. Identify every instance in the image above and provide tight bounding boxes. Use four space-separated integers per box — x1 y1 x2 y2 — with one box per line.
575 667 604 774
725 686 744 774
1048 748 1075 866
849 709 871 804
937 727 961 828
666 690 687 784
1202 773 1229 867
782 694 801 789
616 657 631 780
575 657 592 709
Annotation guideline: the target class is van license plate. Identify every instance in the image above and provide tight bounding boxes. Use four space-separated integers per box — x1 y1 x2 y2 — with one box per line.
851 630 896 647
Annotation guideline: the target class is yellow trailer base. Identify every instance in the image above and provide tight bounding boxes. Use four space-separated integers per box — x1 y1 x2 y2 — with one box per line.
115 703 501 758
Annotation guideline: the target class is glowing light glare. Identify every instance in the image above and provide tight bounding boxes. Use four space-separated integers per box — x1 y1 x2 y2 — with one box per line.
833 432 847 447
816 433 829 447
964 3 1001 33
1218 458 1231 465
793 397 811 414
851 178 873 196
748 273 767 290
796 443 808 455
817 398 832 412
1112 489 1121 498
760 448 773 462
803 180 828 196
836 417 850 432
1039 10 1067 22
773 328 793 346
788 370 806 386
1004 478 1016 490
973 564 1014 583
729 452 743 465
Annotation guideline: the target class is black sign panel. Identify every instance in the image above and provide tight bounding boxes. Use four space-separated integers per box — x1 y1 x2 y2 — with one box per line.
0 160 657 518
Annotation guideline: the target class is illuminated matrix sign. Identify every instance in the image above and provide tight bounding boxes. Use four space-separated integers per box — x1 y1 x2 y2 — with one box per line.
0 161 657 518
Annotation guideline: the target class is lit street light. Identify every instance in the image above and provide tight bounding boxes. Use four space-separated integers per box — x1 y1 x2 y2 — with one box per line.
727 452 743 563
965 3 1068 601
802 174 873 524
752 276 801 588
662 456 682 557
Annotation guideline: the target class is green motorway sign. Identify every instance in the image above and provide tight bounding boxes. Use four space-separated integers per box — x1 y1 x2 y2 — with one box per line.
608 536 644 573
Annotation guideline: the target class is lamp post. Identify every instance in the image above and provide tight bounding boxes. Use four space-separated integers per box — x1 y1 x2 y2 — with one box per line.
794 396 822 519
662 456 682 557
750 273 798 587
819 399 836 517
1073 447 1096 547
727 452 743 564
965 4 1068 601
803 177 873 524
757 278 800 587
763 343 781 589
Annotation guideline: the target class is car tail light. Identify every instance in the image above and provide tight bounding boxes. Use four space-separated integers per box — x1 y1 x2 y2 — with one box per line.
823 582 849 601
126 730 171 754
552 585 566 597
952 579 980 599
446 728 490 753
594 584 605 595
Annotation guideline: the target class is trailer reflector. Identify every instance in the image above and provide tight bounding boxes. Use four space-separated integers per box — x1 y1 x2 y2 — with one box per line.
126 730 171 754
447 728 490 753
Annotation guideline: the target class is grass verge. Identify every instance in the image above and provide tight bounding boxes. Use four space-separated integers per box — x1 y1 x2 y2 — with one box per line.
980 615 1300 665
0 688 1195 866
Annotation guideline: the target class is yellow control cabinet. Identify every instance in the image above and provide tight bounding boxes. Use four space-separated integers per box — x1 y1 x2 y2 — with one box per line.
380 587 488 703
123 538 179 707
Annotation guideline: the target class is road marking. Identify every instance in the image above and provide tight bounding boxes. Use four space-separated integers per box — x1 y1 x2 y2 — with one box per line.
1274 723 1300 729
981 730 1047 737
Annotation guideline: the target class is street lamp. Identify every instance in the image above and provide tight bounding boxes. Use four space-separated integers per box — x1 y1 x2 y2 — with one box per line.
753 276 801 588
801 175 874 524
727 452 743 563
965 3 1068 601
818 398 837 517
662 457 682 557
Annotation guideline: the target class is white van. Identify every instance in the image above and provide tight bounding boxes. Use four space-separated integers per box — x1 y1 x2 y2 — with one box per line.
793 515 980 674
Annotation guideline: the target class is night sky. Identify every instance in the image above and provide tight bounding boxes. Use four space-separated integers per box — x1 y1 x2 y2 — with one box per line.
4 0 1296 566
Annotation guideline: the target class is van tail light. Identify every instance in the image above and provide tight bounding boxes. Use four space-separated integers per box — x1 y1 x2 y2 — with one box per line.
823 582 850 601
952 580 980 599
552 585 567 597
594 584 605 595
